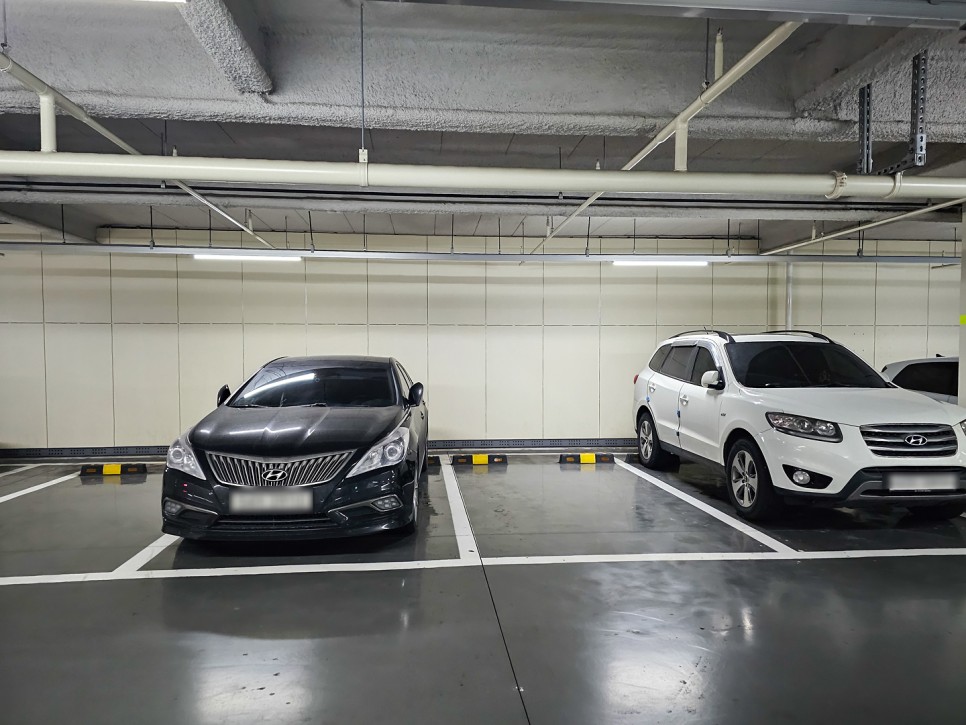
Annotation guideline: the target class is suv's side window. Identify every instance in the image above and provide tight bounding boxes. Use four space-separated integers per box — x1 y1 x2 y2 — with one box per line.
648 344 672 372
689 346 717 385
660 345 695 381
894 361 958 397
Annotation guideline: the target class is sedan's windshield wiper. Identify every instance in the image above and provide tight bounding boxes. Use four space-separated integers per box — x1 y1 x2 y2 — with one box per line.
232 403 270 408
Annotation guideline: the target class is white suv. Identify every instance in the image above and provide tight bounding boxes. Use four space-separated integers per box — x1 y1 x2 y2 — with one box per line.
632 330 966 521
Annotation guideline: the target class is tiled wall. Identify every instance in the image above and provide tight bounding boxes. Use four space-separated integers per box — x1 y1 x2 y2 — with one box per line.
0 234 957 448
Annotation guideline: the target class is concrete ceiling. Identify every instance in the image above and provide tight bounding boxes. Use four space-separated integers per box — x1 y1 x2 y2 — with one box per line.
0 0 963 251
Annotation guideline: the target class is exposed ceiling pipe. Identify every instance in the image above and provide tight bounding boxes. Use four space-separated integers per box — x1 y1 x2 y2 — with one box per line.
528 20 801 255
0 241 956 266
0 52 276 250
4 151 966 202
762 196 966 255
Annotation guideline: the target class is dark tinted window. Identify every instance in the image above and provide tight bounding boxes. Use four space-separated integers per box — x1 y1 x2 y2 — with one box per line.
689 347 717 385
726 342 887 389
648 344 672 372
397 363 414 390
232 364 397 408
661 346 695 381
893 361 958 397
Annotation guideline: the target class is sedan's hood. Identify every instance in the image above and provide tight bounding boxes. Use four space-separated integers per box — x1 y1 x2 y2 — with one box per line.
189 405 404 457
743 387 964 427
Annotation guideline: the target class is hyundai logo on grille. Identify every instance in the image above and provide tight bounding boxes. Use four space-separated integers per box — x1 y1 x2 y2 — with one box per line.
905 435 929 447
262 469 288 482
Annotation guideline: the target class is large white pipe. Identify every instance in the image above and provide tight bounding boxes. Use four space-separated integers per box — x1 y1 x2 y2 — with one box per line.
3 150 966 201
38 93 57 153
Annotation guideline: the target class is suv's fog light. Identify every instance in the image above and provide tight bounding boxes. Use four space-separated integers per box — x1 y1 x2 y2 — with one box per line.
791 470 811 485
163 499 184 516
370 495 402 512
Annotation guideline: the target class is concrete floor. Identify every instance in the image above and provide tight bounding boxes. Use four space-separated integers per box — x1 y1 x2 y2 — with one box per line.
2 456 966 723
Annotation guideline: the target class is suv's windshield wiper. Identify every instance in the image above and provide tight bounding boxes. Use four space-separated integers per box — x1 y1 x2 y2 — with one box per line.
301 403 329 407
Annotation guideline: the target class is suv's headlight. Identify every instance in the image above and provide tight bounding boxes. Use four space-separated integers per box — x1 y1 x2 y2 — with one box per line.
346 426 411 478
166 433 206 480
766 412 842 442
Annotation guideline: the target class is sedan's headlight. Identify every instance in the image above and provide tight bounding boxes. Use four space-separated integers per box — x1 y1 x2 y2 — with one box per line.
346 426 411 478
166 433 206 480
766 412 842 442
959 419 966 436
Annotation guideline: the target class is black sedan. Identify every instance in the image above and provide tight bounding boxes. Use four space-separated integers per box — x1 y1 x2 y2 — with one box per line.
161 356 428 540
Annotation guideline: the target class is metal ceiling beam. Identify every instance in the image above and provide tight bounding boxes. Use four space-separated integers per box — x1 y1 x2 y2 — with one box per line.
0 241 954 265
178 0 273 94
381 0 966 28
0 209 93 245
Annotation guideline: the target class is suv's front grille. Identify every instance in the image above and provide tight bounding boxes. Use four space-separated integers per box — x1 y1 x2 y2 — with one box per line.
206 451 354 487
860 424 958 458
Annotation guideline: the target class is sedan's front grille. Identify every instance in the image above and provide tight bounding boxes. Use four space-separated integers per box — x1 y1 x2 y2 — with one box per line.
206 451 354 487
860 424 958 458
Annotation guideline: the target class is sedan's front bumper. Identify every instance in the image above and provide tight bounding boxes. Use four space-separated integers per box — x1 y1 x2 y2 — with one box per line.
161 463 416 541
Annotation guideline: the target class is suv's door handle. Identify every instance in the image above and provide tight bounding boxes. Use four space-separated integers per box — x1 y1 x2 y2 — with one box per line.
679 395 689 406
648 384 657 393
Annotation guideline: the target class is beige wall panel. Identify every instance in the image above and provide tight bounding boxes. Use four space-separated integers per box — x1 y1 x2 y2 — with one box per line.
486 326 543 438
927 243 959 327
821 263 876 325
544 326 600 438
600 239 658 326
306 324 369 357
789 263 823 327
874 325 928 371
43 253 112 323
368 325 429 388
368 262 428 324
655 268 713 327
599 326 656 438
178 324 244 429
45 323 114 446
544 237 600 326
0 323 47 447
177 257 243 323
111 254 178 323
428 235 485 325
712 263 769 327
306 260 368 325
0 252 43 322
113 324 180 445
242 261 307 324
927 326 959 358
428 326 486 439
821 325 875 365
243 324 307 378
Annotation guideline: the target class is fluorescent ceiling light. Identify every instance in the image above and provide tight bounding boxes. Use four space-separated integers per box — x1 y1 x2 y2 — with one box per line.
612 260 709 267
193 254 301 262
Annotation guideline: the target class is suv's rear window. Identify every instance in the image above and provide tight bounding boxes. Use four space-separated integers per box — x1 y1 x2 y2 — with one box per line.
726 341 887 389
648 344 672 372
660 346 694 381
893 361 958 397
232 365 397 407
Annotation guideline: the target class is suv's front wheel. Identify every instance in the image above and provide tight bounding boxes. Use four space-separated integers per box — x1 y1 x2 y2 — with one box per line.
637 410 673 470
725 439 784 521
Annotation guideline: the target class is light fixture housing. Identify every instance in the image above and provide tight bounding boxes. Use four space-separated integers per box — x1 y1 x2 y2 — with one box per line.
612 260 709 267
193 254 301 262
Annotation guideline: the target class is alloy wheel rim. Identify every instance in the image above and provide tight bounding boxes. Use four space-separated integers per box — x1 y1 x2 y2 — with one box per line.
639 420 654 461
731 450 758 508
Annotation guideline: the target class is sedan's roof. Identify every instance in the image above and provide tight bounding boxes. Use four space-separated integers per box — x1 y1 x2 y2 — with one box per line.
266 355 394 368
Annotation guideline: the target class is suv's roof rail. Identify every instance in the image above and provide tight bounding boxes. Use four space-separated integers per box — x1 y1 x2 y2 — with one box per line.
758 329 832 343
670 329 735 343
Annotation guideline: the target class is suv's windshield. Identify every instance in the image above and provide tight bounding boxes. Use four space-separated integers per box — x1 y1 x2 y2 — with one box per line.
231 364 397 408
726 341 887 389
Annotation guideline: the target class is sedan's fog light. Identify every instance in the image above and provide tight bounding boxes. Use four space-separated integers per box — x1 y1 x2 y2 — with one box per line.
791 470 811 485
163 499 184 516
370 495 402 512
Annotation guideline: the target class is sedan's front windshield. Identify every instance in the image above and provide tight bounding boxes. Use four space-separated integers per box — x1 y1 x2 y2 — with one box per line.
231 365 397 408
726 341 888 389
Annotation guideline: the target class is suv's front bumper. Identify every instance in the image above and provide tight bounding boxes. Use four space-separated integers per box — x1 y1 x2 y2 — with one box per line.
160 463 416 541
755 426 966 506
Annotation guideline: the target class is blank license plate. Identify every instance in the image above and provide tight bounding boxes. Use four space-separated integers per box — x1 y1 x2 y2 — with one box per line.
886 472 959 492
229 489 313 514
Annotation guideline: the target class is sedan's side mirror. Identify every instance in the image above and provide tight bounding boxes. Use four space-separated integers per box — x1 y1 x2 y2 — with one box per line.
408 382 424 406
701 369 725 391
216 384 231 407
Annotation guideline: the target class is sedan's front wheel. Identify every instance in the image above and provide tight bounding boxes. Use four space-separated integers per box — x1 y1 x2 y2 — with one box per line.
725 439 783 521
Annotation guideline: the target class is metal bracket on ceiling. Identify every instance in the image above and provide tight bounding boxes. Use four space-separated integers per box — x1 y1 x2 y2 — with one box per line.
877 50 928 177
856 84 872 175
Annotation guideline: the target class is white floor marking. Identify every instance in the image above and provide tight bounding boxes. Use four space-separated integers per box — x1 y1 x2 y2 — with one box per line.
0 463 43 480
440 459 482 563
112 534 182 573
615 458 797 554
0 472 79 505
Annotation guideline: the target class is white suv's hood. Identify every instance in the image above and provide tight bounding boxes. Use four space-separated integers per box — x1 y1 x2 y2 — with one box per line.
744 387 964 427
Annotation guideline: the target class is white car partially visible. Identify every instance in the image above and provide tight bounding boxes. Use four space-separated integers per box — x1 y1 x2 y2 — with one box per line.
882 356 959 405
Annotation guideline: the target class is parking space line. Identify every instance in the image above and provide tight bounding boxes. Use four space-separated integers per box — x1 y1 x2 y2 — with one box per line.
0 472 79 505
112 534 181 573
0 464 42 480
615 459 796 553
441 459 482 563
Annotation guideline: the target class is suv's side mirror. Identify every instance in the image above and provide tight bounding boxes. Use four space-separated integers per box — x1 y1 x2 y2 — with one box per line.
216 384 231 407
408 382 424 406
701 369 725 391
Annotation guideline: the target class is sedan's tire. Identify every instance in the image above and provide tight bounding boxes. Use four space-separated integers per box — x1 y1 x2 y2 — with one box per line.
637 410 673 470
725 438 784 521
908 503 966 521
400 450 424 536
